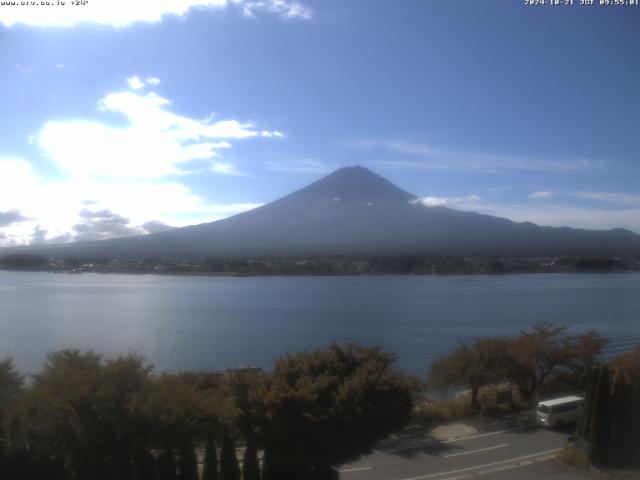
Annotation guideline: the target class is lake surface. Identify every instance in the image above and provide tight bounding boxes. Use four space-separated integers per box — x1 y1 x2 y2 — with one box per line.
1 271 639 376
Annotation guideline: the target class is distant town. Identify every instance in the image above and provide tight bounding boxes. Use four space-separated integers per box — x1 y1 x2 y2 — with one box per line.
2 253 639 276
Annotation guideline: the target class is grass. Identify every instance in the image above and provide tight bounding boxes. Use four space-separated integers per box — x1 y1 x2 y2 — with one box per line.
412 383 524 425
556 444 591 470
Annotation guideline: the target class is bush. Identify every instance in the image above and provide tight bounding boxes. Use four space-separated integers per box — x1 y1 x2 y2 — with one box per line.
413 384 523 425
412 393 474 425
557 445 590 470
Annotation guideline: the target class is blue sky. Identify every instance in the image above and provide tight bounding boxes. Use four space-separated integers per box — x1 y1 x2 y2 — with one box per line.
1 0 639 245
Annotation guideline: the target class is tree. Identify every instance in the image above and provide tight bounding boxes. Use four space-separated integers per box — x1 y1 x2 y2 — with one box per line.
263 343 414 477
261 447 277 480
1 254 47 269
611 346 640 385
23 350 154 480
225 372 268 480
220 428 241 480
587 366 611 467
0 358 25 477
178 442 198 480
132 441 156 480
201 433 219 480
579 357 640 469
427 339 501 410
242 435 260 480
0 358 22 445
498 323 574 401
157 447 178 480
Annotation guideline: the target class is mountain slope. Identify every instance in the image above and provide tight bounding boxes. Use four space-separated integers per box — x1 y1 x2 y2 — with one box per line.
6 166 640 259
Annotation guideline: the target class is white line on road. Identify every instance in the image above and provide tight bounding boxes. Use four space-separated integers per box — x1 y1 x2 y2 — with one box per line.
441 423 536 444
535 455 557 462
372 424 536 455
443 443 508 458
399 447 563 480
338 466 373 473
478 464 516 475
441 430 507 444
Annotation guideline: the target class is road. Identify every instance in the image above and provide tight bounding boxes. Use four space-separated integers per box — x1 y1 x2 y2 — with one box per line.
338 423 587 480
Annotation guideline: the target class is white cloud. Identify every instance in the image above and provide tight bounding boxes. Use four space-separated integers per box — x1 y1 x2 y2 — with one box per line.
37 86 281 178
0 156 262 246
126 75 145 90
210 162 243 175
412 195 481 207
0 0 312 27
146 77 161 86
529 191 554 200
0 79 281 246
351 139 597 173
241 0 313 19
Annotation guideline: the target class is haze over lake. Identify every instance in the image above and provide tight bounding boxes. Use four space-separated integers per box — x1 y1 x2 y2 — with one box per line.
1 271 639 376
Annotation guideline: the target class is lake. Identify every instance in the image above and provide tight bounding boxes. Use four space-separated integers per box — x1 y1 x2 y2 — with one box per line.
1 271 639 376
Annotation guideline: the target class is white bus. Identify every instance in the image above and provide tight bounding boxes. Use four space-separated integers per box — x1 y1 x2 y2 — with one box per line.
536 395 584 428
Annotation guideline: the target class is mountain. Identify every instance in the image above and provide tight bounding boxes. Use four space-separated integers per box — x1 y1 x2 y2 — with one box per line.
6 166 640 259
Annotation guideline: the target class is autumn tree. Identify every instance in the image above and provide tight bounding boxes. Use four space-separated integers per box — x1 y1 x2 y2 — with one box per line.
263 343 414 478
611 346 640 385
23 350 154 480
497 323 606 401
427 339 502 410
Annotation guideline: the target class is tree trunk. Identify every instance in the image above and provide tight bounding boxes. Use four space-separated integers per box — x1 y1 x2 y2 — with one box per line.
220 429 240 480
202 434 219 480
242 436 260 480
178 442 198 480
261 447 277 480
470 384 480 411
588 366 611 467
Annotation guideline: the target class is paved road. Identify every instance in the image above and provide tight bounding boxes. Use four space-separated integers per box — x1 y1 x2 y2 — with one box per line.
338 423 579 480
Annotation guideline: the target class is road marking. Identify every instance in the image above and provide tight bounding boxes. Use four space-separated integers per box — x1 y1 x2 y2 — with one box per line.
478 464 516 475
399 447 562 480
338 466 373 473
535 455 556 462
441 424 536 444
443 443 508 458
374 423 536 454
441 430 507 444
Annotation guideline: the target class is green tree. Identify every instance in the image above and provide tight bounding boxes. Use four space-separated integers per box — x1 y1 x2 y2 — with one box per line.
263 343 414 477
